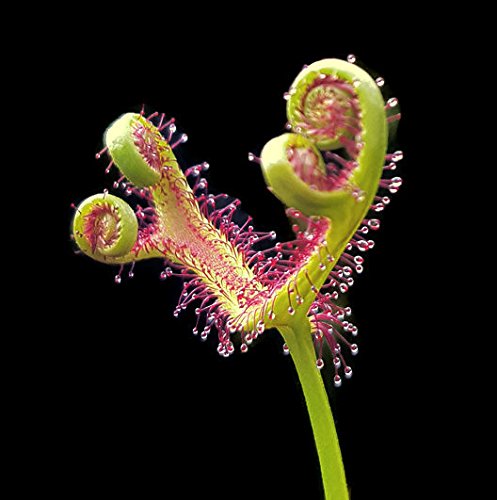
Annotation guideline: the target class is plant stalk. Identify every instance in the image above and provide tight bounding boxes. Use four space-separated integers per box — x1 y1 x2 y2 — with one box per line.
278 324 349 500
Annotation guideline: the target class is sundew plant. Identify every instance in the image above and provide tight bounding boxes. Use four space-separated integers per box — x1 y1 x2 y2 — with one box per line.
72 57 402 499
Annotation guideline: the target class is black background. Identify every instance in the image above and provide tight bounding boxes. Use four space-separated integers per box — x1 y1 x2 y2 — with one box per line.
35 21 441 499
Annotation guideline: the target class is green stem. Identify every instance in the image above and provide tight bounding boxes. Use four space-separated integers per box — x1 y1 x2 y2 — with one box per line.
278 324 349 500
